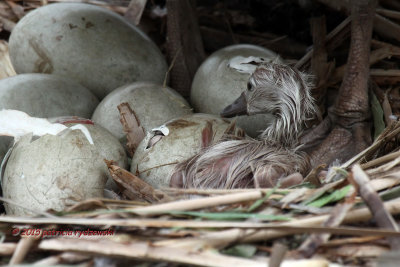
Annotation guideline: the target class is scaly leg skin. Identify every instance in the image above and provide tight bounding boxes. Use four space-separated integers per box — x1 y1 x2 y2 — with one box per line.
306 0 377 167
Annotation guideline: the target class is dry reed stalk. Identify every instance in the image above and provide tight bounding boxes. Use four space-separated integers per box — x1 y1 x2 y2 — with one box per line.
32 252 91 265
38 237 341 267
352 165 400 249
269 243 288 267
131 191 263 215
162 188 299 195
0 243 17 256
321 236 384 247
368 178 400 191
124 0 147 25
166 198 400 248
329 46 400 85
295 16 351 69
2 217 400 237
377 8 400 20
39 238 268 267
9 233 42 265
362 150 400 169
0 41 16 80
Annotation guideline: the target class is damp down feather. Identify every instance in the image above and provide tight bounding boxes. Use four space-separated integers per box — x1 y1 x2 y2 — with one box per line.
170 62 317 189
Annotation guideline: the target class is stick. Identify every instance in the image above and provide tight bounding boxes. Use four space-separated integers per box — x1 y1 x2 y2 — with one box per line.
131 191 263 215
39 238 268 267
352 165 400 250
124 0 147 25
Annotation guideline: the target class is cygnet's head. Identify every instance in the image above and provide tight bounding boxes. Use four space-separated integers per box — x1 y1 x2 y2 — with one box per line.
221 63 315 125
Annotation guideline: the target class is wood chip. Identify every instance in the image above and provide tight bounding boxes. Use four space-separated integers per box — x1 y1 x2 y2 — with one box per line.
105 160 164 203
117 102 145 156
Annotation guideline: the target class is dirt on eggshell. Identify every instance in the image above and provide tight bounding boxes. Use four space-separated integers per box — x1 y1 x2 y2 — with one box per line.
131 113 244 189
2 122 127 216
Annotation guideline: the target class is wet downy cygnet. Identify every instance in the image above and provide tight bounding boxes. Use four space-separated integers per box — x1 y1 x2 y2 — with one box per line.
171 62 316 188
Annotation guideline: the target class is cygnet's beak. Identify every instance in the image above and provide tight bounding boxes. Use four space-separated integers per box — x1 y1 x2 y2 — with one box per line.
220 92 248 118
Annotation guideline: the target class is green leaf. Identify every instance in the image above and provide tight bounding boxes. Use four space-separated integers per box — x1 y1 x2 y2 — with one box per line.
222 244 257 258
307 185 352 207
287 181 316 189
247 187 277 212
371 91 385 140
380 185 400 201
168 211 291 221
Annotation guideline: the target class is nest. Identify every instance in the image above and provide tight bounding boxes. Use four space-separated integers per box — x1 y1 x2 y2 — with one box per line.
2 1 400 266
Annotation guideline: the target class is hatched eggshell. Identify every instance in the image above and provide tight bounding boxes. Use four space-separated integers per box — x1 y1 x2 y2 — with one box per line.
131 113 242 188
9 3 168 99
0 74 99 118
92 82 192 143
191 44 280 137
2 122 127 216
0 73 99 162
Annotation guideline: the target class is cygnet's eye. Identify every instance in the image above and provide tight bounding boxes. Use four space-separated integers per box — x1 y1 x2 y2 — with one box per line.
247 82 254 91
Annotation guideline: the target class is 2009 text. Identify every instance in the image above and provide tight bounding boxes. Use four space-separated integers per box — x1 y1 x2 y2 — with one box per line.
12 228 114 238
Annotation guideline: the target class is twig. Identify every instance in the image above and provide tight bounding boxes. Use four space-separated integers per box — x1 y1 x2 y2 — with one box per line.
317 0 400 42
298 186 356 257
0 243 17 256
374 14 400 43
0 40 16 80
0 15 15 32
329 47 400 85
9 233 42 265
200 26 307 58
362 150 400 169
39 238 268 267
187 198 400 245
269 243 287 267
0 196 58 218
163 47 181 88
351 164 400 249
124 0 147 25
321 235 383 247
162 188 294 195
1 216 400 236
371 69 400 85
131 191 263 216
33 252 91 266
295 16 351 69
377 8 400 21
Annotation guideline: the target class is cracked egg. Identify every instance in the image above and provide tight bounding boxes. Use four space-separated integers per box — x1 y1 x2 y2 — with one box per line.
2 116 127 216
131 114 244 189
